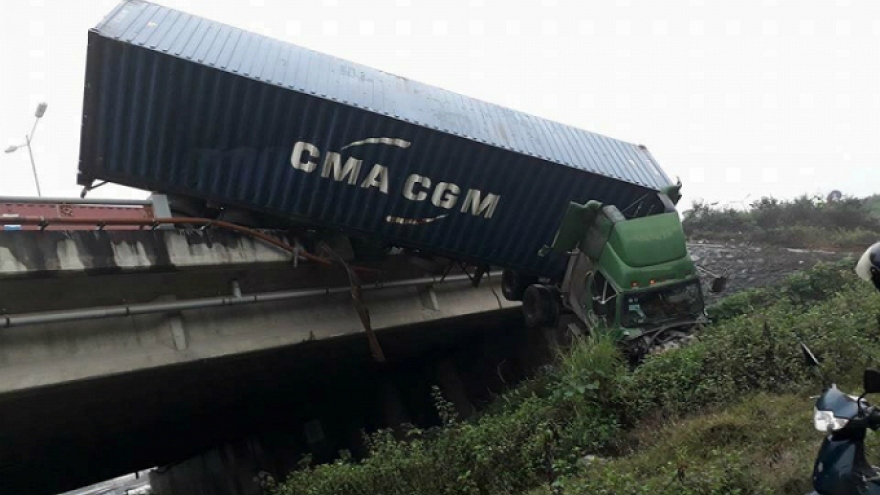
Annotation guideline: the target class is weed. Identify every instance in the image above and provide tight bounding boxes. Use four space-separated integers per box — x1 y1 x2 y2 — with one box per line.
273 263 880 495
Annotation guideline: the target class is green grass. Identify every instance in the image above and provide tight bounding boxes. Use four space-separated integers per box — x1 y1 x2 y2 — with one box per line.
528 393 819 495
706 258 857 323
273 261 880 495
538 390 880 495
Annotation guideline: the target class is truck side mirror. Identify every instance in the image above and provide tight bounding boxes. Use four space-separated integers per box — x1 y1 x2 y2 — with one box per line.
864 369 880 394
696 266 727 293
659 182 682 206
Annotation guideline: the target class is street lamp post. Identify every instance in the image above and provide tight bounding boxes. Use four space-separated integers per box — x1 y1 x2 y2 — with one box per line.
4 102 48 197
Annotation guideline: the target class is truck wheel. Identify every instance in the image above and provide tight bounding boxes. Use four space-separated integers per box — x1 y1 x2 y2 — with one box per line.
522 285 559 328
166 194 209 218
501 270 537 301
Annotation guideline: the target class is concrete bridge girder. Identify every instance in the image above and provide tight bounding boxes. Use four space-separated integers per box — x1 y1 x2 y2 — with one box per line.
0 274 516 395
0 228 525 495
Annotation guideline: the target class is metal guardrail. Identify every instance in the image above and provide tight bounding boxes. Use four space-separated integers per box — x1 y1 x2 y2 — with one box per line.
0 272 501 330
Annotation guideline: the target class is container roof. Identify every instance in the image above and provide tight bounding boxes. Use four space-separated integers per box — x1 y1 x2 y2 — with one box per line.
93 0 672 190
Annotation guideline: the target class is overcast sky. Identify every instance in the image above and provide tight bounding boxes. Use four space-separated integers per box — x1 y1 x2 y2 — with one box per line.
2 0 879 209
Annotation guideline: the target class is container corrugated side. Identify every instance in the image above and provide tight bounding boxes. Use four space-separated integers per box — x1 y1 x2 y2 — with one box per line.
79 1 673 276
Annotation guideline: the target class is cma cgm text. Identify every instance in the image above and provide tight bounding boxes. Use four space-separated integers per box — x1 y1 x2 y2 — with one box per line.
291 141 501 219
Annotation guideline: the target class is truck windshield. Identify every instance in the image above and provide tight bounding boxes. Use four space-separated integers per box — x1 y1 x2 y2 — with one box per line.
621 281 703 328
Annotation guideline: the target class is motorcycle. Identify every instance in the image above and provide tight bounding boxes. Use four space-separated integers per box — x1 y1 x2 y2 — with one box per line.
802 341 880 495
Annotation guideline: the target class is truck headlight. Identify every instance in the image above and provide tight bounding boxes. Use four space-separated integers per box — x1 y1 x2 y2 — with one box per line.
814 408 849 432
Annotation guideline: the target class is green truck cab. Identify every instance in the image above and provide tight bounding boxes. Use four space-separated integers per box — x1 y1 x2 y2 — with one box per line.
503 184 713 360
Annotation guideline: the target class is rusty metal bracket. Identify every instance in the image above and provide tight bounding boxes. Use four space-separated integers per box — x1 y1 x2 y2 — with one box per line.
438 262 455 283
456 262 490 288
78 180 108 199
471 265 489 288
317 241 386 363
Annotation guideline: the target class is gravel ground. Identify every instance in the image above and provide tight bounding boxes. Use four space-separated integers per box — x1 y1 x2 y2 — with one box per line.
688 241 858 305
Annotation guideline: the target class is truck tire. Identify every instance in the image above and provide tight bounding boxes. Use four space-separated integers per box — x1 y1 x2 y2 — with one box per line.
166 194 210 218
502 270 537 301
522 284 559 328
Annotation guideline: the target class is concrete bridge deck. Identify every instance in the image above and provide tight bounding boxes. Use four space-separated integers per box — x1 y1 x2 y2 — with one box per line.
0 228 523 494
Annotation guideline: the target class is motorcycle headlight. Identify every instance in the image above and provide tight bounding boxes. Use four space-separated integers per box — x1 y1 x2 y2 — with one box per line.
814 408 849 432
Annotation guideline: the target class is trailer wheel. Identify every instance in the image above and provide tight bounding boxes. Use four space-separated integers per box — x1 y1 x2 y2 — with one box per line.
522 285 559 328
501 270 537 301
166 194 209 218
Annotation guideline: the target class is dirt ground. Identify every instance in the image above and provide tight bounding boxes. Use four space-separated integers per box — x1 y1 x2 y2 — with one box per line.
688 241 859 305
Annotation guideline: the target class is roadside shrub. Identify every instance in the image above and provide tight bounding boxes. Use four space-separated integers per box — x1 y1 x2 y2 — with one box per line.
682 201 755 238
683 194 880 248
706 287 772 322
781 258 857 303
631 281 880 418
753 226 879 249
751 194 877 231
274 262 880 495
707 259 856 323
833 227 880 248
866 194 880 219
620 342 733 420
274 395 554 495
275 335 627 495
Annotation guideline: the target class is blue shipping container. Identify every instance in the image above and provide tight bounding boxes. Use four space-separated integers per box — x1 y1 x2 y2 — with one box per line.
78 1 674 277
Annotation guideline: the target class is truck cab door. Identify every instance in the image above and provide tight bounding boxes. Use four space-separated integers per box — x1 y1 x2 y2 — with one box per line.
562 250 592 318
581 272 600 330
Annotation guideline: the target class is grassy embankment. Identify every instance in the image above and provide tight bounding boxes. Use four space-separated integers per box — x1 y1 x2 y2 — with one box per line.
271 259 880 495
683 194 880 249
